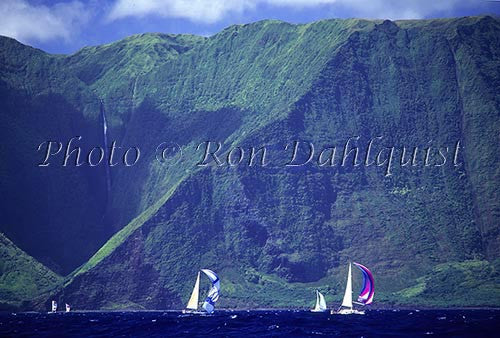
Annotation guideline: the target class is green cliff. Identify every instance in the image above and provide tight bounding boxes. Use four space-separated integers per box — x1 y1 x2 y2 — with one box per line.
0 233 62 310
0 16 498 310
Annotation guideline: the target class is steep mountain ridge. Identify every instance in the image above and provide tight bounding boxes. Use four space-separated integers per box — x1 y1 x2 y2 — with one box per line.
0 233 62 310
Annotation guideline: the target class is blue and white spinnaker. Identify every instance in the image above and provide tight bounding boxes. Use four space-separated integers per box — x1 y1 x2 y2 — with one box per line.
201 269 220 314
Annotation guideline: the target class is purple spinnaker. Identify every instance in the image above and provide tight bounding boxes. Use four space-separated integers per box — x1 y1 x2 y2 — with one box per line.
353 262 374 305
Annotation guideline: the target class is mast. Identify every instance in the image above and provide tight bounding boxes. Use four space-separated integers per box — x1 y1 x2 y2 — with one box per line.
186 272 200 310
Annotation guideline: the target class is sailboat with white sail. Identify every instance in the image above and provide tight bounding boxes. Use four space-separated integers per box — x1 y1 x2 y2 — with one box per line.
65 303 71 312
332 262 374 315
49 300 57 314
310 290 327 312
183 269 220 314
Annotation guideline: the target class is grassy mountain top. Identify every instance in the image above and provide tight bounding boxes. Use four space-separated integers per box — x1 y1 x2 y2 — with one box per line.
67 32 205 83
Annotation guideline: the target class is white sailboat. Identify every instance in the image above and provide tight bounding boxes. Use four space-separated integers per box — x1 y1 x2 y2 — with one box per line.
65 303 71 312
332 262 374 315
183 269 220 314
49 300 57 313
311 290 327 312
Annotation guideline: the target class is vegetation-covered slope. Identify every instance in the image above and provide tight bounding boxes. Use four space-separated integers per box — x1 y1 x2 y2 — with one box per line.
0 233 62 310
0 16 498 310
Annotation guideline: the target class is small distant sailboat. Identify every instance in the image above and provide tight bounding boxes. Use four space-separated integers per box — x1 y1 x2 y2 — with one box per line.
183 269 220 314
50 300 57 313
65 304 71 312
311 290 327 312
332 262 374 315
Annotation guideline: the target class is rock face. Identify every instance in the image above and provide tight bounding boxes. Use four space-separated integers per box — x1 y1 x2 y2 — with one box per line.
0 16 499 309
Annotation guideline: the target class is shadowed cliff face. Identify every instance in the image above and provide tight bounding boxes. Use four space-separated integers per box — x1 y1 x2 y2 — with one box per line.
0 16 499 309
0 83 108 273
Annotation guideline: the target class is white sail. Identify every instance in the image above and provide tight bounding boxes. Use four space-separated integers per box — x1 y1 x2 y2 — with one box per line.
65 304 71 312
51 300 57 312
186 272 200 310
313 290 321 311
341 263 353 309
312 290 327 312
318 291 327 311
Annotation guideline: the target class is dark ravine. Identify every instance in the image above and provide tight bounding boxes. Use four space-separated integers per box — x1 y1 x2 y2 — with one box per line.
0 16 499 310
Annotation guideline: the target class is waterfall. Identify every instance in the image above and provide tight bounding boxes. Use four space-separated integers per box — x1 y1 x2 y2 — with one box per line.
100 100 111 197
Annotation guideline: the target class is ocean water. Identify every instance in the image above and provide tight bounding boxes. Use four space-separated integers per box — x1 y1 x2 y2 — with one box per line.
1 309 498 337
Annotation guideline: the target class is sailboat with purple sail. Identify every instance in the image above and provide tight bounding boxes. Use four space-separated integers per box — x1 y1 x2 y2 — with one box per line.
332 262 374 315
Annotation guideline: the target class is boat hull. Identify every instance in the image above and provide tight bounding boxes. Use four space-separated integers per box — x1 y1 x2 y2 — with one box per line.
331 309 365 315
181 310 206 315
